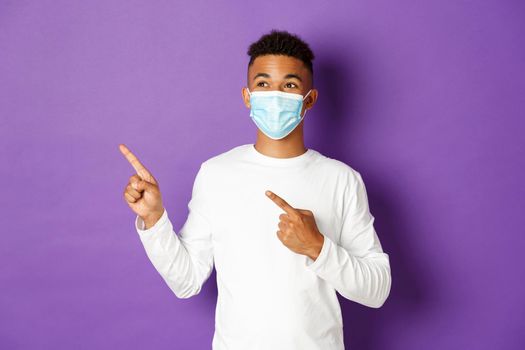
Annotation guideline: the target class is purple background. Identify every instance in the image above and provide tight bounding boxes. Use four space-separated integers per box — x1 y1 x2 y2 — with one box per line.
1 1 524 349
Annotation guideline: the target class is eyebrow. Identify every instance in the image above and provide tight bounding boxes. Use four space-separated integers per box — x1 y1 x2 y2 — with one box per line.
253 72 303 82
284 73 303 82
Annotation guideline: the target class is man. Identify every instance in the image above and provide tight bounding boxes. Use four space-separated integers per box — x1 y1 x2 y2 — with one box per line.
120 29 391 350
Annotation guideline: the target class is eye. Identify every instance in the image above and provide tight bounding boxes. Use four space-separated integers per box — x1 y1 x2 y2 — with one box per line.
257 81 269 87
285 82 298 88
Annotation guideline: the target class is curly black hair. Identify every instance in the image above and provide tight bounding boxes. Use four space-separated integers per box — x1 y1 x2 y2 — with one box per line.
247 29 315 77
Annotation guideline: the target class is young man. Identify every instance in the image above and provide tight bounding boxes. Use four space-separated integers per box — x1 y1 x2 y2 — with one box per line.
120 29 391 350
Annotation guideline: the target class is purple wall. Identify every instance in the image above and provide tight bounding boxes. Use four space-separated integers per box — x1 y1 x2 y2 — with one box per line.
1 1 524 349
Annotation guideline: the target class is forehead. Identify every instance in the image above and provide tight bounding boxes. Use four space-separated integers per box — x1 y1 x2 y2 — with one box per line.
248 54 310 79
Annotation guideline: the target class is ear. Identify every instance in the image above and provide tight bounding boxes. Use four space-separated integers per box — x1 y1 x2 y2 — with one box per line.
241 87 251 109
305 88 318 110
301 89 318 117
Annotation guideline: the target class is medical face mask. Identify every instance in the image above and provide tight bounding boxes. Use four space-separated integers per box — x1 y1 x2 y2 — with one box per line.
247 88 312 140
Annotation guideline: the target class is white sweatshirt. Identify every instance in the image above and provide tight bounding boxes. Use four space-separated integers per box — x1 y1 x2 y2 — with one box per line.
135 143 391 350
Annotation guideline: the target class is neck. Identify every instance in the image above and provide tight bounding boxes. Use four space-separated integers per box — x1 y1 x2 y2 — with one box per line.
253 123 307 158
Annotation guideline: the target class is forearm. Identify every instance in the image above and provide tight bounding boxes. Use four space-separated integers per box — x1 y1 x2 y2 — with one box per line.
136 210 204 299
306 234 392 308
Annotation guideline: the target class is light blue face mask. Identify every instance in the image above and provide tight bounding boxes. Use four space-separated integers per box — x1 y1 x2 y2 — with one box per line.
247 88 312 140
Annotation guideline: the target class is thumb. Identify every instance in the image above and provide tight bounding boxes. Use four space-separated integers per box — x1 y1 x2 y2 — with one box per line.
133 180 156 192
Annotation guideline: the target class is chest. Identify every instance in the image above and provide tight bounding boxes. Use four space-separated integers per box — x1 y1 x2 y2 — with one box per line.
207 167 343 255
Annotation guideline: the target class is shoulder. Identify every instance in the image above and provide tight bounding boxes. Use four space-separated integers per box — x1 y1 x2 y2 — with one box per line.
314 150 363 185
198 144 249 173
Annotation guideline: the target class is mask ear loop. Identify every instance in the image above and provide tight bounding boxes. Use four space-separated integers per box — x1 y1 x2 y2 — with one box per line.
302 89 312 101
301 89 313 117
246 87 252 109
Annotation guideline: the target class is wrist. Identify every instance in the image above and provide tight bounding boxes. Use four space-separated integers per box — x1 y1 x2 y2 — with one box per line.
142 209 164 229
308 233 325 261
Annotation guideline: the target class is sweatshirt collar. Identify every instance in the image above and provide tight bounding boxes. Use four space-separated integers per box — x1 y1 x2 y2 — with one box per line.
245 143 317 167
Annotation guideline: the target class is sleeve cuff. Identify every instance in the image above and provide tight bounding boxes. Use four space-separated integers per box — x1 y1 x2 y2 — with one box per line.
135 208 169 239
305 233 333 271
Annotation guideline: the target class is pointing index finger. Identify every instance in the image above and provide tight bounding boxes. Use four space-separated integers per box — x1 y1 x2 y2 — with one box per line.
266 190 298 216
119 144 155 183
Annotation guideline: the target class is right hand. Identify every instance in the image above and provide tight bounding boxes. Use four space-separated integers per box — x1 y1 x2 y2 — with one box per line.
119 143 165 228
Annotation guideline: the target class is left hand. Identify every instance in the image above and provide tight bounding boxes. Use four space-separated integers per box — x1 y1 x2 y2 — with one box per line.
266 190 325 261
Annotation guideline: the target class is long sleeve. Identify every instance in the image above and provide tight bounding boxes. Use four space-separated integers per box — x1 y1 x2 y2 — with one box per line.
135 164 214 299
305 170 392 308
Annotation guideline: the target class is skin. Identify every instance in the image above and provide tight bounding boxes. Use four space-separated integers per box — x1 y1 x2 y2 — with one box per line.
266 190 325 261
120 54 324 261
119 144 165 229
